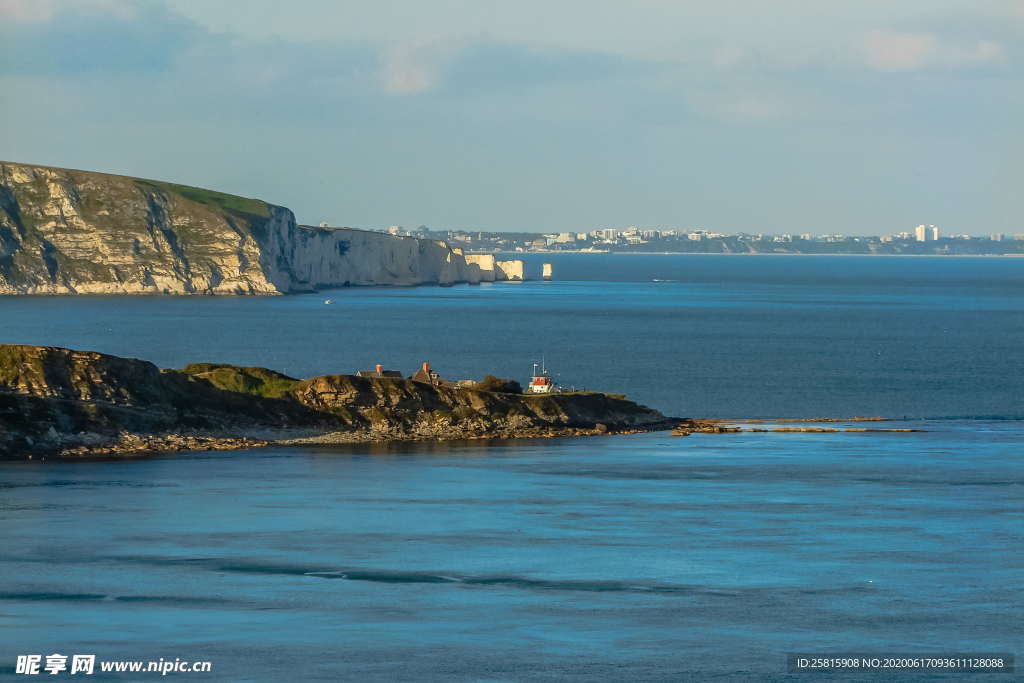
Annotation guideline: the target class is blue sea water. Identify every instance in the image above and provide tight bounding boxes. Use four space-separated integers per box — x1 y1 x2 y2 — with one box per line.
1 255 1022 680
1 254 1023 419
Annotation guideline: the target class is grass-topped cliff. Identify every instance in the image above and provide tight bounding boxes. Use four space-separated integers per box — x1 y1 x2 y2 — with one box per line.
0 161 285 294
0 345 676 458
0 161 494 295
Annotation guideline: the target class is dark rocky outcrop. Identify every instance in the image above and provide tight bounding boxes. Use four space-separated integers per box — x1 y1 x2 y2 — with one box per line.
0 345 676 458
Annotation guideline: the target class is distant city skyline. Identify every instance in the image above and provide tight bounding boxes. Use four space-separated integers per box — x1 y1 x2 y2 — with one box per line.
374 223 1024 255
1 0 1020 235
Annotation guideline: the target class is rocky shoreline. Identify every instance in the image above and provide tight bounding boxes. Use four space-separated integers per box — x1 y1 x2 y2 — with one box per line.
0 345 683 459
45 422 689 459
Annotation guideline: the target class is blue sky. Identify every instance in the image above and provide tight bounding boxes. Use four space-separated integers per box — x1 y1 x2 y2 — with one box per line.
1 0 1020 234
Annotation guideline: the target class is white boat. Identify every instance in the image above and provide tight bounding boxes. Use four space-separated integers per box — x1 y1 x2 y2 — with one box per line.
527 361 558 394
324 299 335 305
542 263 553 281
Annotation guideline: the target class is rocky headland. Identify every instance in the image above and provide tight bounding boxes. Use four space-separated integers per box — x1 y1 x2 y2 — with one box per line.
0 345 681 458
0 161 524 295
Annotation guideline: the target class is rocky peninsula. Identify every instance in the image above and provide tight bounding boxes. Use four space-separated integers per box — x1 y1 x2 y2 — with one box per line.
0 345 680 458
0 161 524 295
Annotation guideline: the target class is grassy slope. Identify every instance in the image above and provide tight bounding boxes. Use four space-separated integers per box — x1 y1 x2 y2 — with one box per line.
181 363 300 399
132 179 270 218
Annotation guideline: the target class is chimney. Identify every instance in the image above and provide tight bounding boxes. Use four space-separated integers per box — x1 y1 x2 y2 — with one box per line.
375 364 383 375
422 362 430 373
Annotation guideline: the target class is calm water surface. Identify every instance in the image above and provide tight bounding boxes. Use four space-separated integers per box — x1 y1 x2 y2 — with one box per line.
1 255 1021 680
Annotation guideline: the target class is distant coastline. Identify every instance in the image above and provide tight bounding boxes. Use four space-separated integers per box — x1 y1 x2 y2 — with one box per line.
484 250 1024 257
445 227 1021 257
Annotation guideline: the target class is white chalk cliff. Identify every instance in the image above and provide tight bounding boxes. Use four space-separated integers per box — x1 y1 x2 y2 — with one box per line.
0 161 524 295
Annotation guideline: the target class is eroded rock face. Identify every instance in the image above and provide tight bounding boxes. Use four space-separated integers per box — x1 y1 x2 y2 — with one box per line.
0 161 501 294
0 345 165 404
0 345 334 456
290 374 666 439
495 259 525 281
0 344 672 458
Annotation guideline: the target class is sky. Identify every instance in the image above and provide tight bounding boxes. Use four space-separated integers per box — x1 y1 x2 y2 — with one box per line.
1 0 1020 234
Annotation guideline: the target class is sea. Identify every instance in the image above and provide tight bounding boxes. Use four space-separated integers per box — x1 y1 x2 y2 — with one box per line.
1 254 1021 681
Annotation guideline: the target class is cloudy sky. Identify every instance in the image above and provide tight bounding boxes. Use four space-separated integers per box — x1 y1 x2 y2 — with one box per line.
1 0 1020 234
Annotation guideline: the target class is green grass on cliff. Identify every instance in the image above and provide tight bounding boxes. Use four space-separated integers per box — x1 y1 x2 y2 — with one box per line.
134 180 270 218
181 363 298 398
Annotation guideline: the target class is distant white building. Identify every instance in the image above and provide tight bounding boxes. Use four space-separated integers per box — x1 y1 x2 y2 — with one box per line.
915 224 940 242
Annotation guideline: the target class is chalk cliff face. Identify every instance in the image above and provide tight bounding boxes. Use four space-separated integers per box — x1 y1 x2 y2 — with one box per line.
463 255 523 282
0 161 522 294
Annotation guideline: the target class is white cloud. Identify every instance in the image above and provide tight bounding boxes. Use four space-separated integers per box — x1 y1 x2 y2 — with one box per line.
0 0 137 22
861 30 1008 71
381 40 462 95
0 0 54 22
862 30 937 71
83 0 139 20
951 40 1007 66
687 88 796 122
717 95 790 121
710 45 748 70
